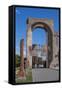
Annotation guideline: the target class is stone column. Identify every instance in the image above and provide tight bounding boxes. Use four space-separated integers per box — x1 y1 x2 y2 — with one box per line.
45 31 48 68
50 33 59 69
45 20 54 68
26 25 32 68
19 39 25 78
47 21 55 68
20 39 24 71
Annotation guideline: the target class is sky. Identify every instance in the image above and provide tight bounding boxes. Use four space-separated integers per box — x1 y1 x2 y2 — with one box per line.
15 7 59 56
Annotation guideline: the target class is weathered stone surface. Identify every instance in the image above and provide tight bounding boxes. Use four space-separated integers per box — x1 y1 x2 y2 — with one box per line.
20 39 24 71
19 39 26 78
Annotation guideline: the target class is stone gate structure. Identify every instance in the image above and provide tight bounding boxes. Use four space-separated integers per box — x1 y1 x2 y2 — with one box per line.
26 17 57 68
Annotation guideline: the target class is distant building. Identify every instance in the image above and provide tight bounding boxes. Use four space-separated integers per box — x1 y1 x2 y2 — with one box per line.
32 44 48 68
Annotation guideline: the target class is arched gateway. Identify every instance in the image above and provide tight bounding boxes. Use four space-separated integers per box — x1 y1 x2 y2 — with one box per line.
26 18 54 68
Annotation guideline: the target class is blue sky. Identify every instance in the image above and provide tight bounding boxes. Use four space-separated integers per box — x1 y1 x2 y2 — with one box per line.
16 7 59 55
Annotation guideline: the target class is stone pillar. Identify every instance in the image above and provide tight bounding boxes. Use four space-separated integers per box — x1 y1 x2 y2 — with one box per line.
18 39 25 78
20 39 24 71
45 32 48 68
50 33 59 69
45 20 54 68
47 21 55 68
26 25 32 68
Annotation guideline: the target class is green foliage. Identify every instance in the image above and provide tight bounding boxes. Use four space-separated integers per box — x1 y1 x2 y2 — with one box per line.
16 55 21 67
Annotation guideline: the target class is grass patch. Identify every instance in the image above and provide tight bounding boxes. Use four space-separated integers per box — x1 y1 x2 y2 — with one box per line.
15 67 32 83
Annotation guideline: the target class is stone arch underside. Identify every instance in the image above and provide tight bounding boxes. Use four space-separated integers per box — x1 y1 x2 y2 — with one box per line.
26 18 54 68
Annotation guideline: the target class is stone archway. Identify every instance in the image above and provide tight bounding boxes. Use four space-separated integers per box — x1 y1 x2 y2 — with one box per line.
26 18 54 68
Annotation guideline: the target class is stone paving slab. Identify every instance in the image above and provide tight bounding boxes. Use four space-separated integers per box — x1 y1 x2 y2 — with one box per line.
32 68 59 82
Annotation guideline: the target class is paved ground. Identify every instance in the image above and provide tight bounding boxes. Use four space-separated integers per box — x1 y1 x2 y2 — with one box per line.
32 68 59 82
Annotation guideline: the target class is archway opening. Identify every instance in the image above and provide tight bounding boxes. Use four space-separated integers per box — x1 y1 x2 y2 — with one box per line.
26 18 53 69
32 28 48 68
